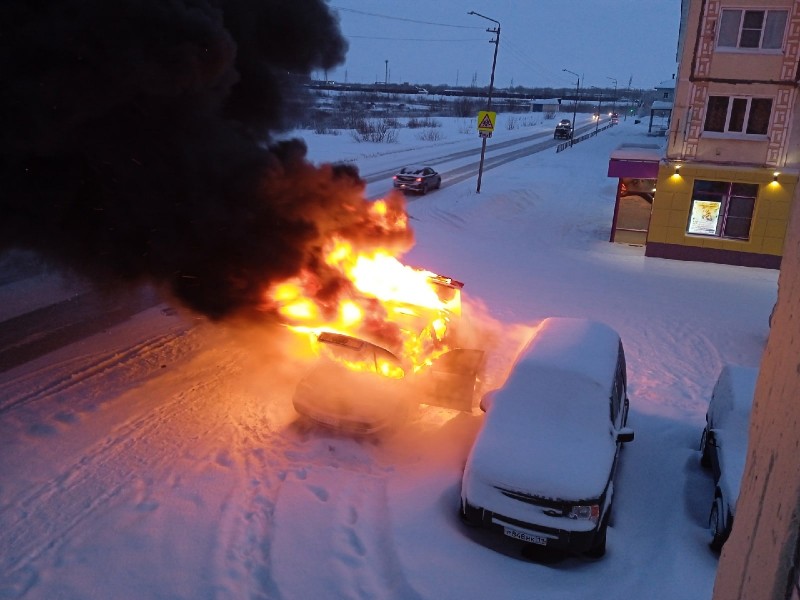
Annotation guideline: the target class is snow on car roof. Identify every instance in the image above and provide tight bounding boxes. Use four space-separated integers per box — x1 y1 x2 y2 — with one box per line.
466 318 622 500
708 364 758 511
516 317 621 390
469 364 616 500
708 364 758 425
399 165 428 174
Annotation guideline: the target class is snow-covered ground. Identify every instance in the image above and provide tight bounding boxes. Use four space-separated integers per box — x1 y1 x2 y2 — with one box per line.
0 114 777 599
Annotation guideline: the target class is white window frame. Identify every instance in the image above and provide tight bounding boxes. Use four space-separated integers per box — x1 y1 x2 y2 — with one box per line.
703 95 772 137
716 8 788 51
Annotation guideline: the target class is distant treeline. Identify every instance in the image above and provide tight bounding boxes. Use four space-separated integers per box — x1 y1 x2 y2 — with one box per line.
306 81 637 103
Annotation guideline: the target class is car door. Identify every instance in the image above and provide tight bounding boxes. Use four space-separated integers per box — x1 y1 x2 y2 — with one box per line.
417 349 485 411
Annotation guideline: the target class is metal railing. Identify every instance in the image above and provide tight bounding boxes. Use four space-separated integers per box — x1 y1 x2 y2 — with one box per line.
556 122 615 153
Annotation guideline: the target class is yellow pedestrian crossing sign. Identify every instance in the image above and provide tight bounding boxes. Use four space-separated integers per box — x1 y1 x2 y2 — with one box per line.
477 111 496 133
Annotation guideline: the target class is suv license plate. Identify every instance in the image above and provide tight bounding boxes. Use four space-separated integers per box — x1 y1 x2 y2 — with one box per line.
503 526 547 545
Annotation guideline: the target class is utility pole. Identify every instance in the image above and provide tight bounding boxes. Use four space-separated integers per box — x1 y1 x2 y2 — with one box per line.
563 69 580 146
624 75 632 120
607 77 618 118
385 60 389 85
468 10 500 194
591 87 603 134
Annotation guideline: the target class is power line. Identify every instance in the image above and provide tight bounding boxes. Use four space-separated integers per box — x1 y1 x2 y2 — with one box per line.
502 38 578 87
347 35 484 42
331 5 483 29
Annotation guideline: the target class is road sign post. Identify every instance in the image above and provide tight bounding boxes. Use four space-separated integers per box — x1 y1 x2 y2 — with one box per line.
469 11 500 194
475 109 496 193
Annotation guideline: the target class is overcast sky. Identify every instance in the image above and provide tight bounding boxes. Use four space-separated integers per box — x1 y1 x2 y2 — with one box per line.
323 1 681 91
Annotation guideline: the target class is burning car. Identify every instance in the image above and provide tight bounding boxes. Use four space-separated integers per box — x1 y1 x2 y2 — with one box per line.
289 273 485 433
266 203 484 432
292 332 410 433
292 330 484 434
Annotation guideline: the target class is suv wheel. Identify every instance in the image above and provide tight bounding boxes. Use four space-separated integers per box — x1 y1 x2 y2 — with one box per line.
459 500 478 527
585 513 609 558
709 496 729 551
699 429 712 468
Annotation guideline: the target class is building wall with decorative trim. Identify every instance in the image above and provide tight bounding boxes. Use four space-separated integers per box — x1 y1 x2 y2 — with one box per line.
648 0 800 269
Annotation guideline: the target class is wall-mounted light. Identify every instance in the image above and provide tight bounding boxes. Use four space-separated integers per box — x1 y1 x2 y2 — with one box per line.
773 171 780 182
674 164 681 175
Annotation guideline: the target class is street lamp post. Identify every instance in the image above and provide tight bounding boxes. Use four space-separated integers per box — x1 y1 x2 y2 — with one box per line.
607 77 618 118
468 10 500 194
563 69 580 146
591 87 603 134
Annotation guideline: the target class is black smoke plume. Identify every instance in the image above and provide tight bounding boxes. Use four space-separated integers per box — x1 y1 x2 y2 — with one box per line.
0 0 412 320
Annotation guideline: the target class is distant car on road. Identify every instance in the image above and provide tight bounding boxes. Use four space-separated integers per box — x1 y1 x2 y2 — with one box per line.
460 317 634 558
392 165 442 195
699 364 758 551
554 119 573 139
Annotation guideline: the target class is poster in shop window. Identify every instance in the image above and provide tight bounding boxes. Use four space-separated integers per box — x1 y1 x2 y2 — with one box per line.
688 200 722 235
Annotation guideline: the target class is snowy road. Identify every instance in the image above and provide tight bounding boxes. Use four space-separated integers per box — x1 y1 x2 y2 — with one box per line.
361 118 603 198
0 286 161 375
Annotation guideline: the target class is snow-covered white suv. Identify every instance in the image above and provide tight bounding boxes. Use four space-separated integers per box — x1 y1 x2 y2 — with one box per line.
460 317 634 558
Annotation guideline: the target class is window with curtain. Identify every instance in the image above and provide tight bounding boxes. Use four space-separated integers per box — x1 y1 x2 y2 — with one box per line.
717 9 788 50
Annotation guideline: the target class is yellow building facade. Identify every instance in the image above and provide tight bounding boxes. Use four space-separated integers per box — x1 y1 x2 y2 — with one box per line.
648 163 797 268
646 0 800 269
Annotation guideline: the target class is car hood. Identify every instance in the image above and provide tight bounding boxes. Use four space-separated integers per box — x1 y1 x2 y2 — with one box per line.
468 424 616 501
293 360 406 422
467 376 619 501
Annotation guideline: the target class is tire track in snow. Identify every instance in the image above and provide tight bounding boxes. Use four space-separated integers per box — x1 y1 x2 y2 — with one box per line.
0 349 243 597
0 327 195 415
629 319 724 418
270 466 423 600
0 286 161 374
410 206 467 230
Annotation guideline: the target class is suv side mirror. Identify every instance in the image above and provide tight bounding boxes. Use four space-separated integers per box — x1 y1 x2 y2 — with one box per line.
479 391 496 412
616 427 635 443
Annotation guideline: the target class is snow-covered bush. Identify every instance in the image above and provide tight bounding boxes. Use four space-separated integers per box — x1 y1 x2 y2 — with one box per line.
350 118 399 143
416 128 444 141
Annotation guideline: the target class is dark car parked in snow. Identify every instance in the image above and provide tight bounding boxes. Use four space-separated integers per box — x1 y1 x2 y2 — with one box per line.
392 165 442 195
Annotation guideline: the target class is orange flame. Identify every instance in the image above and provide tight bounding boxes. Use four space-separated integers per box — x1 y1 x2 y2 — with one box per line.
264 199 461 375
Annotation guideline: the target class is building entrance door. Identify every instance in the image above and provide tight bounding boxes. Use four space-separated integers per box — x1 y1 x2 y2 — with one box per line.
611 177 655 245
